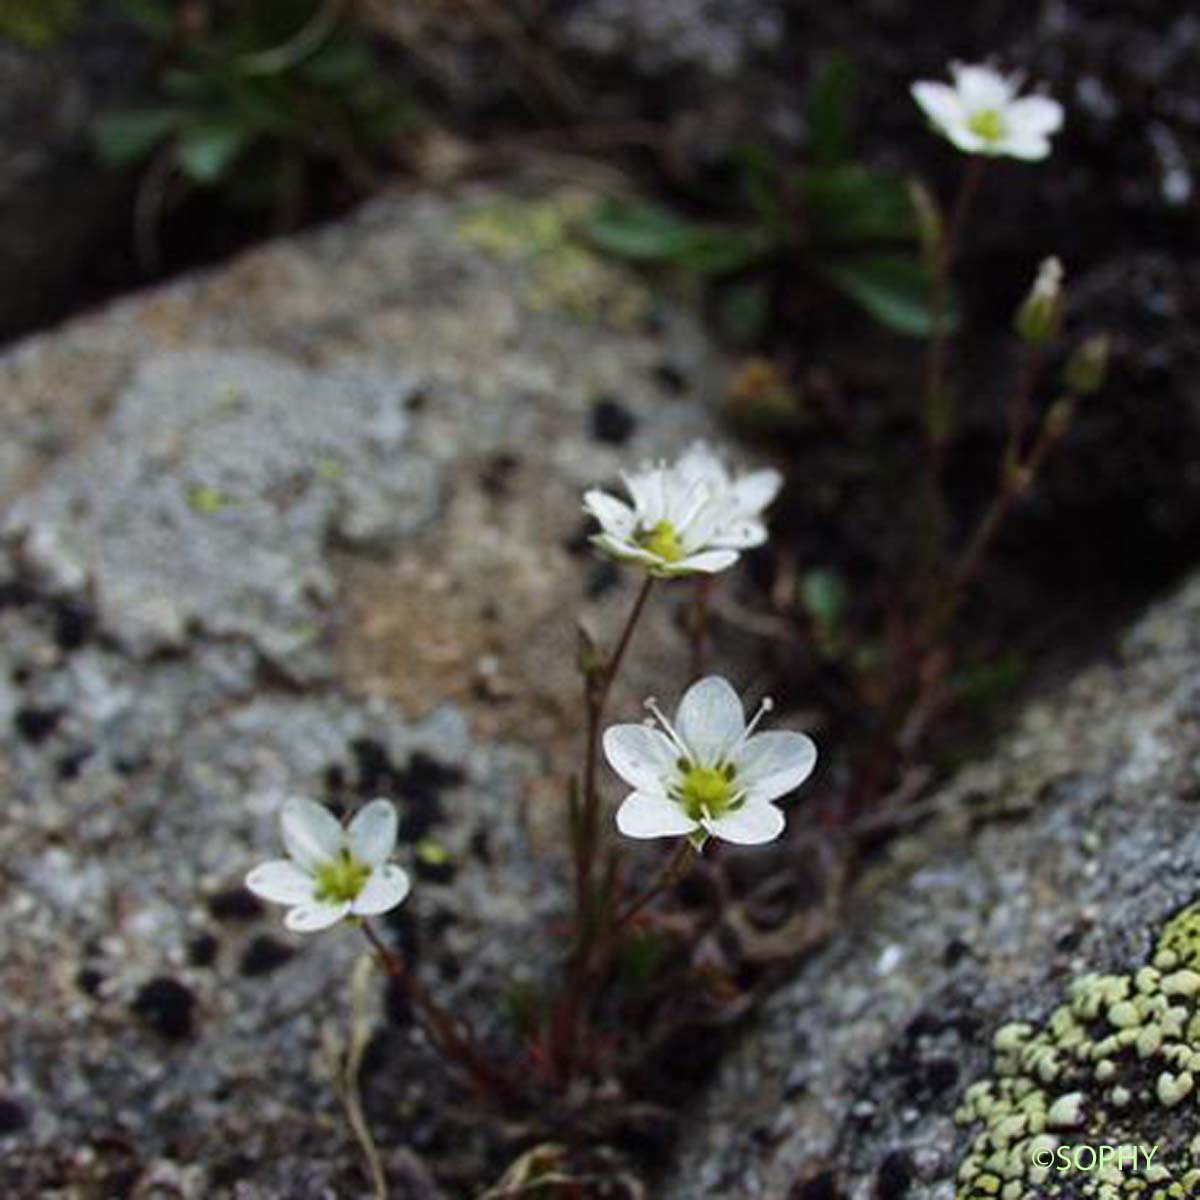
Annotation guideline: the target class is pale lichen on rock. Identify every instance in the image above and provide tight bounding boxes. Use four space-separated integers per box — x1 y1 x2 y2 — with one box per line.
956 904 1200 1200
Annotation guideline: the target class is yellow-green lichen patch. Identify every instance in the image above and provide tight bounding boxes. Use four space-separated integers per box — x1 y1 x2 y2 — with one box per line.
455 193 652 328
955 904 1200 1199
1154 903 1200 971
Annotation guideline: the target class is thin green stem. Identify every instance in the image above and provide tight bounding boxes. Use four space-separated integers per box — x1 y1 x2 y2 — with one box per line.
613 840 696 931
689 577 714 681
950 405 1068 606
360 920 518 1104
1003 343 1042 479
921 157 986 572
575 575 655 928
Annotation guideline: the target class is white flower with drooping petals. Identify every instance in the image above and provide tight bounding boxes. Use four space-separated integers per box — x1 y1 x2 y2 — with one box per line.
246 796 411 932
674 441 783 550
911 62 1063 161
583 443 782 577
604 675 816 847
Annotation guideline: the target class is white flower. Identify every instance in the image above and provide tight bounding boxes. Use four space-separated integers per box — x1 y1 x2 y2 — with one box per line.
604 675 817 847
246 796 411 932
583 443 782 577
674 441 783 549
911 62 1063 161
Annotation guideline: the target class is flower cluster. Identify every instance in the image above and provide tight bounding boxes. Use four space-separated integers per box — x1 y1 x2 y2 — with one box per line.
911 62 1063 161
584 441 781 577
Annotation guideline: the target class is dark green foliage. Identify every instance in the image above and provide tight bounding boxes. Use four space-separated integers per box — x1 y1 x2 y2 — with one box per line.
93 0 413 196
583 53 953 339
821 253 958 338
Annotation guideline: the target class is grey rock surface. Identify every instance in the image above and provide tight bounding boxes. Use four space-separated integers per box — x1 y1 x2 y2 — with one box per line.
0 179 737 1196
661 575 1200 1200
5 350 438 674
559 0 784 78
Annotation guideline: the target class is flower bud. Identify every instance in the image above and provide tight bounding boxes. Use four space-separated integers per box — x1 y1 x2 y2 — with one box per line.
1044 397 1075 440
1063 334 1110 395
1015 256 1065 344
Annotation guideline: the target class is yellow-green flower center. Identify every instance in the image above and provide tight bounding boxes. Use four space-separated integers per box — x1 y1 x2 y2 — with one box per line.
967 108 1006 142
677 762 738 821
637 519 685 562
313 851 371 903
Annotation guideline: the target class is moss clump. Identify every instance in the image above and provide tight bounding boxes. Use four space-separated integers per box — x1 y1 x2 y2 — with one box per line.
954 904 1200 1199
456 193 651 329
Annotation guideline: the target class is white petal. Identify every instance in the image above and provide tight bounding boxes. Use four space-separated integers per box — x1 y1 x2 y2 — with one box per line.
943 126 994 155
735 731 818 802
710 520 767 550
285 899 350 932
348 799 398 867
664 549 739 576
615 792 698 839
911 80 965 132
674 494 725 550
951 63 1014 110
623 467 666 526
350 864 411 915
583 489 636 537
675 676 745 765
245 860 315 905
591 532 652 564
732 469 782 516
703 802 785 845
1005 95 1063 138
677 441 728 488
603 724 680 793
1000 135 1052 162
280 796 343 871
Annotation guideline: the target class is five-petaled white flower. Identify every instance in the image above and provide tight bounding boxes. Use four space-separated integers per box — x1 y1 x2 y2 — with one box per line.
604 675 816 847
246 796 411 932
911 62 1063 161
583 442 782 577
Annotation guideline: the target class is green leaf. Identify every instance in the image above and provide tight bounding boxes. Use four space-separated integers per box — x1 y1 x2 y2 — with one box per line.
799 568 848 630
298 37 374 87
821 253 959 338
584 200 703 261
803 166 915 247
176 119 253 184
676 227 772 275
92 108 181 166
584 200 770 275
807 53 857 167
730 143 786 227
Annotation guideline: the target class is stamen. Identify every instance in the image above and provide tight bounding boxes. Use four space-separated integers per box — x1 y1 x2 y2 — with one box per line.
643 696 690 757
731 695 774 754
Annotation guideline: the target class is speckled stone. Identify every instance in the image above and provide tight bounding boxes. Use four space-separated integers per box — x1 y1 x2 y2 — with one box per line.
0 180 738 1197
660 574 1200 1199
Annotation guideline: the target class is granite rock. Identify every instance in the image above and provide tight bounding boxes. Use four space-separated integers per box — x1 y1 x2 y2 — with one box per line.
0 179 739 1196
660 574 1200 1200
